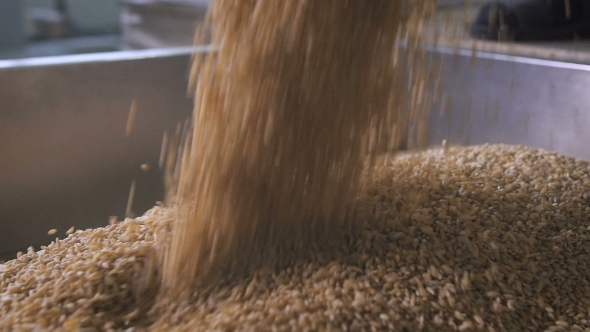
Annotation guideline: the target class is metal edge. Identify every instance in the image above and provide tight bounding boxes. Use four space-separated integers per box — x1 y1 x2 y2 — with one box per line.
0 45 213 70
427 43 590 72
390 37 590 72
2 40 589 73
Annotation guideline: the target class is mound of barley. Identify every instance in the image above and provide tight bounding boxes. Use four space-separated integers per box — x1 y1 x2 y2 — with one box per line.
3 144 590 331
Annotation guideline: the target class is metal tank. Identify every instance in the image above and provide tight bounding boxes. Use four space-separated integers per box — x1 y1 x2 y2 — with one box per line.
1 42 590 259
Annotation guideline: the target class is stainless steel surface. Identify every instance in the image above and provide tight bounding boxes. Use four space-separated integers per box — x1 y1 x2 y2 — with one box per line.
2 44 590 259
0 48 209 259
429 45 590 161
438 39 590 66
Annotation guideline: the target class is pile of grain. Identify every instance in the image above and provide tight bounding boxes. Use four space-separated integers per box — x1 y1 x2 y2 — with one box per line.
3 144 590 331
158 0 437 293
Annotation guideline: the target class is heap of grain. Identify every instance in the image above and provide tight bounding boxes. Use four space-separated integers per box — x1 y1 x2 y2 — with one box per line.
159 0 436 293
4 144 590 331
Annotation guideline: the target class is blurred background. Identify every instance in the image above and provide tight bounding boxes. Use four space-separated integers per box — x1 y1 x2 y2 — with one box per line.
3 0 588 62
0 0 211 60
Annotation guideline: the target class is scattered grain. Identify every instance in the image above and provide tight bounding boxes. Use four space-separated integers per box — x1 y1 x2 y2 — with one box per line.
126 181 136 219
109 216 118 225
126 99 137 137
